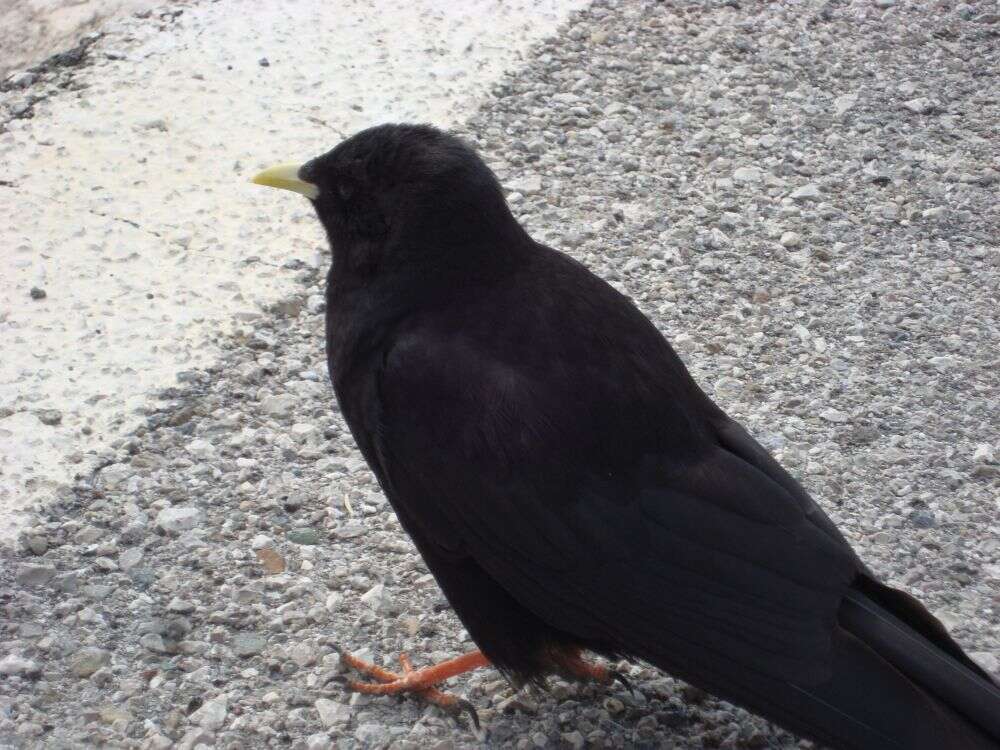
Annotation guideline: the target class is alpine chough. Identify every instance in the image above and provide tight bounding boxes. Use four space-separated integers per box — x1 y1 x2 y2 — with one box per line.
253 124 1000 749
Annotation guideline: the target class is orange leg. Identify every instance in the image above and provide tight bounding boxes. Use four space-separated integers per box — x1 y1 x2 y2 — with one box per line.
335 648 490 727
551 649 634 693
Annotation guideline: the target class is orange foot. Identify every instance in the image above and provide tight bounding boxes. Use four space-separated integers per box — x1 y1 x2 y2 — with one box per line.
332 648 490 727
552 649 635 695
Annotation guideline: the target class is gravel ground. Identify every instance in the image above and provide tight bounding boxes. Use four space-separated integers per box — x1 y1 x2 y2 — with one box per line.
2 0 999 748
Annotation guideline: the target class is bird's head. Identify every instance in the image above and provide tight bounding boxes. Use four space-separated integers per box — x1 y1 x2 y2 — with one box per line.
252 124 526 279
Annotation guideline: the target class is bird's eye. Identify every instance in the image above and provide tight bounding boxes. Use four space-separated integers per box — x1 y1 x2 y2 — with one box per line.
336 158 368 202
338 181 356 201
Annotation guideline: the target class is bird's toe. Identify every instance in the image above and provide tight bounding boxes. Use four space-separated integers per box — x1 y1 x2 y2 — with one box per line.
610 670 637 697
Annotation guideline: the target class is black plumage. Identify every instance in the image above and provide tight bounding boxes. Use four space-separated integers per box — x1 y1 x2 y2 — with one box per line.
256 124 1000 749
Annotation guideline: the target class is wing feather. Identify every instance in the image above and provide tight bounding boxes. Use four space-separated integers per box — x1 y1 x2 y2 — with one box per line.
371 324 860 686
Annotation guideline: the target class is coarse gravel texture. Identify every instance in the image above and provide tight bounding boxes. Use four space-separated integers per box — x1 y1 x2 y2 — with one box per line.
2 0 999 749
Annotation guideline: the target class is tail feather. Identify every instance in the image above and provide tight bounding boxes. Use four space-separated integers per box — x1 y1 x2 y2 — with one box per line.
783 629 997 749
644 577 1000 749
853 575 994 682
842 578 1000 745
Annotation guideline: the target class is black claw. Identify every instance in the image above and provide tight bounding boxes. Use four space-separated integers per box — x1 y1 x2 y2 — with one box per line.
611 670 636 697
456 698 481 730
323 673 348 688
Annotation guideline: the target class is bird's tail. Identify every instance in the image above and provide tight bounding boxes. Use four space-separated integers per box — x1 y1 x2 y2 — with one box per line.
648 575 1000 749
836 575 1000 748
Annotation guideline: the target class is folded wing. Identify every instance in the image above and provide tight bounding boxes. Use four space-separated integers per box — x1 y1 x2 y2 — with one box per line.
371 326 860 687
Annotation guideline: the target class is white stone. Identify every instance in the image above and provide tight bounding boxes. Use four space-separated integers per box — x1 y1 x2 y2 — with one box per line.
833 92 858 116
779 231 802 248
507 175 542 195
289 641 318 668
175 728 214 750
360 583 399 615
306 295 325 314
119 548 143 571
790 183 821 202
0 654 39 676
99 463 133 490
167 597 195 614
186 438 215 459
305 733 332 750
672 333 698 353
155 506 204 534
250 534 274 550
971 444 996 463
189 695 228 731
290 423 320 444
141 735 173 750
928 355 956 370
733 166 762 182
260 394 297 419
903 97 935 114
315 699 352 727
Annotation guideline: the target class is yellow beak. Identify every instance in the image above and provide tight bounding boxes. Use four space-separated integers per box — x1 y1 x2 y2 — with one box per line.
251 163 319 199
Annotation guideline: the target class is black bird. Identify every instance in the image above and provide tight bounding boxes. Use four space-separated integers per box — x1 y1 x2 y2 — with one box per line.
252 124 1000 749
